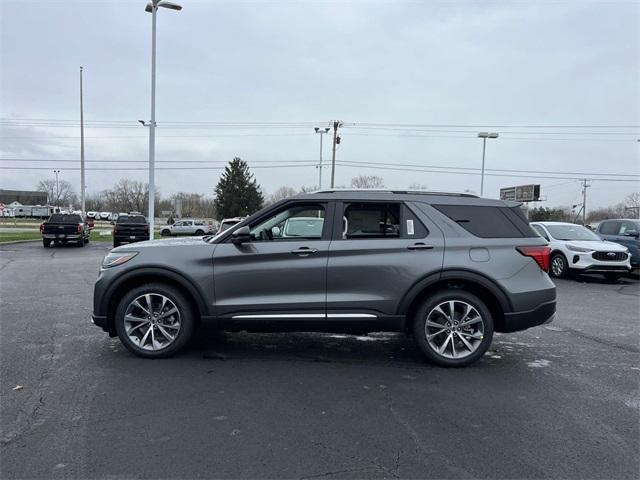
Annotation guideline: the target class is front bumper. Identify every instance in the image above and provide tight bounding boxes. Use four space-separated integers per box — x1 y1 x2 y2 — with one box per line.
567 252 631 273
502 300 556 333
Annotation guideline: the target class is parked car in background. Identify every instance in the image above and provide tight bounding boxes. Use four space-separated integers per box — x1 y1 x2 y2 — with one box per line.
113 214 150 248
92 190 556 367
160 219 214 237
99 212 111 220
530 221 631 281
86 211 98 219
218 217 245 233
596 219 640 270
86 217 95 230
41 213 90 248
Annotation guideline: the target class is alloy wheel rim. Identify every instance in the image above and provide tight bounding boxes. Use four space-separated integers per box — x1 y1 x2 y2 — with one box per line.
425 300 485 359
124 293 181 351
552 257 564 276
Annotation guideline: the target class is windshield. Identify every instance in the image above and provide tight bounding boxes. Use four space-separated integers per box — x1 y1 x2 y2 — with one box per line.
546 224 601 241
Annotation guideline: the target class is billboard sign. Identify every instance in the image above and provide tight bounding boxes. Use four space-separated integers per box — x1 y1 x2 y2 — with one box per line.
500 184 540 202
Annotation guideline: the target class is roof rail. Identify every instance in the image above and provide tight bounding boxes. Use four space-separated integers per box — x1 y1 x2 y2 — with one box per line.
312 188 478 198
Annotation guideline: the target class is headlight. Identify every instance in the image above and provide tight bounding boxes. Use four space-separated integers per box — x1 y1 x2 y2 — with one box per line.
566 244 593 253
102 252 138 268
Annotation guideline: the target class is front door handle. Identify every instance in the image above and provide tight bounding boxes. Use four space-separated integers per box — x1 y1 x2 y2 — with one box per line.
407 243 434 250
291 247 318 256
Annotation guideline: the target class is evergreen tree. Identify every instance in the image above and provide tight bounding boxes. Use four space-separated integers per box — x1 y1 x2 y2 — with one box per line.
214 157 264 218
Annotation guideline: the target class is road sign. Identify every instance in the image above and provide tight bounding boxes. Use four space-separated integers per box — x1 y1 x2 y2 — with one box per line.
500 184 540 202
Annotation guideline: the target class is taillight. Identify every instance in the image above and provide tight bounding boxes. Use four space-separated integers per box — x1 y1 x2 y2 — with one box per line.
40 223 44 233
113 226 118 234
517 246 551 272
144 225 149 233
77 224 83 234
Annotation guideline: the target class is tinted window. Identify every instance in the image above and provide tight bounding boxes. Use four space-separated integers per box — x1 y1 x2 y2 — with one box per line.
433 205 536 238
49 214 82 223
599 221 619 235
343 203 400 239
116 215 147 224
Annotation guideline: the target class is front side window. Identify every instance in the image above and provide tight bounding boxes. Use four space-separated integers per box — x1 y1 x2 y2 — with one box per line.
342 203 400 239
619 221 639 236
250 204 325 241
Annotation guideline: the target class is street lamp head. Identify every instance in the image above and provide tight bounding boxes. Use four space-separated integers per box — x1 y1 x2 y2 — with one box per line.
478 132 499 138
146 1 182 12
138 120 147 126
488 132 499 138
314 127 319 133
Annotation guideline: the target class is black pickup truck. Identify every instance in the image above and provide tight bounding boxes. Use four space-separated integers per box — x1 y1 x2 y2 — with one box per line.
41 213 90 248
113 214 149 247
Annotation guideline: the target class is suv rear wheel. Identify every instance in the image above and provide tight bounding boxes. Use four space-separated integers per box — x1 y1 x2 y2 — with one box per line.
413 289 493 367
114 283 195 358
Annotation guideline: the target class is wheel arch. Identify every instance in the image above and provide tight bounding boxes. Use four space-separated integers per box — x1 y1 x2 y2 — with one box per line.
398 269 511 333
102 267 208 335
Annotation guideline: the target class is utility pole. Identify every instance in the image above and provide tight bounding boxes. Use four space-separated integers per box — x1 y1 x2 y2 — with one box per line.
477 132 499 197
53 170 60 209
581 178 591 226
80 66 86 217
330 120 343 188
314 127 330 189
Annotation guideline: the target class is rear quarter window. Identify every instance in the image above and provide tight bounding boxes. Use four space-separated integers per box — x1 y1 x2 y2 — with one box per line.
116 215 147 224
433 205 536 238
49 214 82 223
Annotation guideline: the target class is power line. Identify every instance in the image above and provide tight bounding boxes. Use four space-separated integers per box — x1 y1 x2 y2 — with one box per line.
2 157 638 178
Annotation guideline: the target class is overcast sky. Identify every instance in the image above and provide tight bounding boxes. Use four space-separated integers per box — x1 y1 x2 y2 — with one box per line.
1 0 638 209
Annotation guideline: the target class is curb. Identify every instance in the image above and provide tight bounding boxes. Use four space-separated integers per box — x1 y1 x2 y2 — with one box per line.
0 239 41 246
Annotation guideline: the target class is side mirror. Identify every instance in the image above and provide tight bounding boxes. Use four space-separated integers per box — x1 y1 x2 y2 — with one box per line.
231 225 251 245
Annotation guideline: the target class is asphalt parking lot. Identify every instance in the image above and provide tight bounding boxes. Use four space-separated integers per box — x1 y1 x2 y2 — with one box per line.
1 241 638 479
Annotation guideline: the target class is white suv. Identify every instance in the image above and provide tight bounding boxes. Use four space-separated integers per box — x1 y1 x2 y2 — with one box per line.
530 221 631 281
160 219 214 237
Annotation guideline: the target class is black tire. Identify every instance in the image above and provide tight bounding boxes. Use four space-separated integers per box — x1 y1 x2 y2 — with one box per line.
114 283 195 358
43 239 51 248
85 236 90 244
77 236 85 247
113 240 120 248
550 253 568 278
194 230 205 236
412 289 494 367
161 229 171 237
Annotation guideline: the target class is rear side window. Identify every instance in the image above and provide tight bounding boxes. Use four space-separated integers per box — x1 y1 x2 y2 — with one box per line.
599 221 619 235
117 215 147 224
49 214 82 223
620 221 639 235
433 205 536 238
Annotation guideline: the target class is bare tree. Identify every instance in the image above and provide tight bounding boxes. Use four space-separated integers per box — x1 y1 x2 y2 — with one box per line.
408 183 428 191
350 175 385 189
266 186 298 205
36 179 77 206
171 192 216 218
102 179 150 214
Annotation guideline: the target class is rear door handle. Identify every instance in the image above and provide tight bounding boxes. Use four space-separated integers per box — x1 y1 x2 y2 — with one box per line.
407 243 434 250
291 247 318 256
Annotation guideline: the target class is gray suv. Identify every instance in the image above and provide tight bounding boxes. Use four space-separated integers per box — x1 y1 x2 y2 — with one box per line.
92 190 556 367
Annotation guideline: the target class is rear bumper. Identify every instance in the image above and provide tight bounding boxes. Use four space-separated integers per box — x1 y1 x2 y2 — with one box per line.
114 234 149 243
43 234 82 240
501 300 556 333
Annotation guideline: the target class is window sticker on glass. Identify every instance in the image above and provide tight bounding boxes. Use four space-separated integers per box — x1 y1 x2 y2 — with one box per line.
407 219 415 235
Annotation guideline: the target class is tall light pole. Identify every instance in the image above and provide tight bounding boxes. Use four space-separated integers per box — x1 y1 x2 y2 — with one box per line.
80 66 86 217
330 120 343 188
144 0 182 239
477 132 499 197
314 127 330 189
53 170 60 209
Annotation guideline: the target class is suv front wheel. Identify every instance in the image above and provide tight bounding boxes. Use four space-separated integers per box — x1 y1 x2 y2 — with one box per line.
115 283 195 358
413 289 494 367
